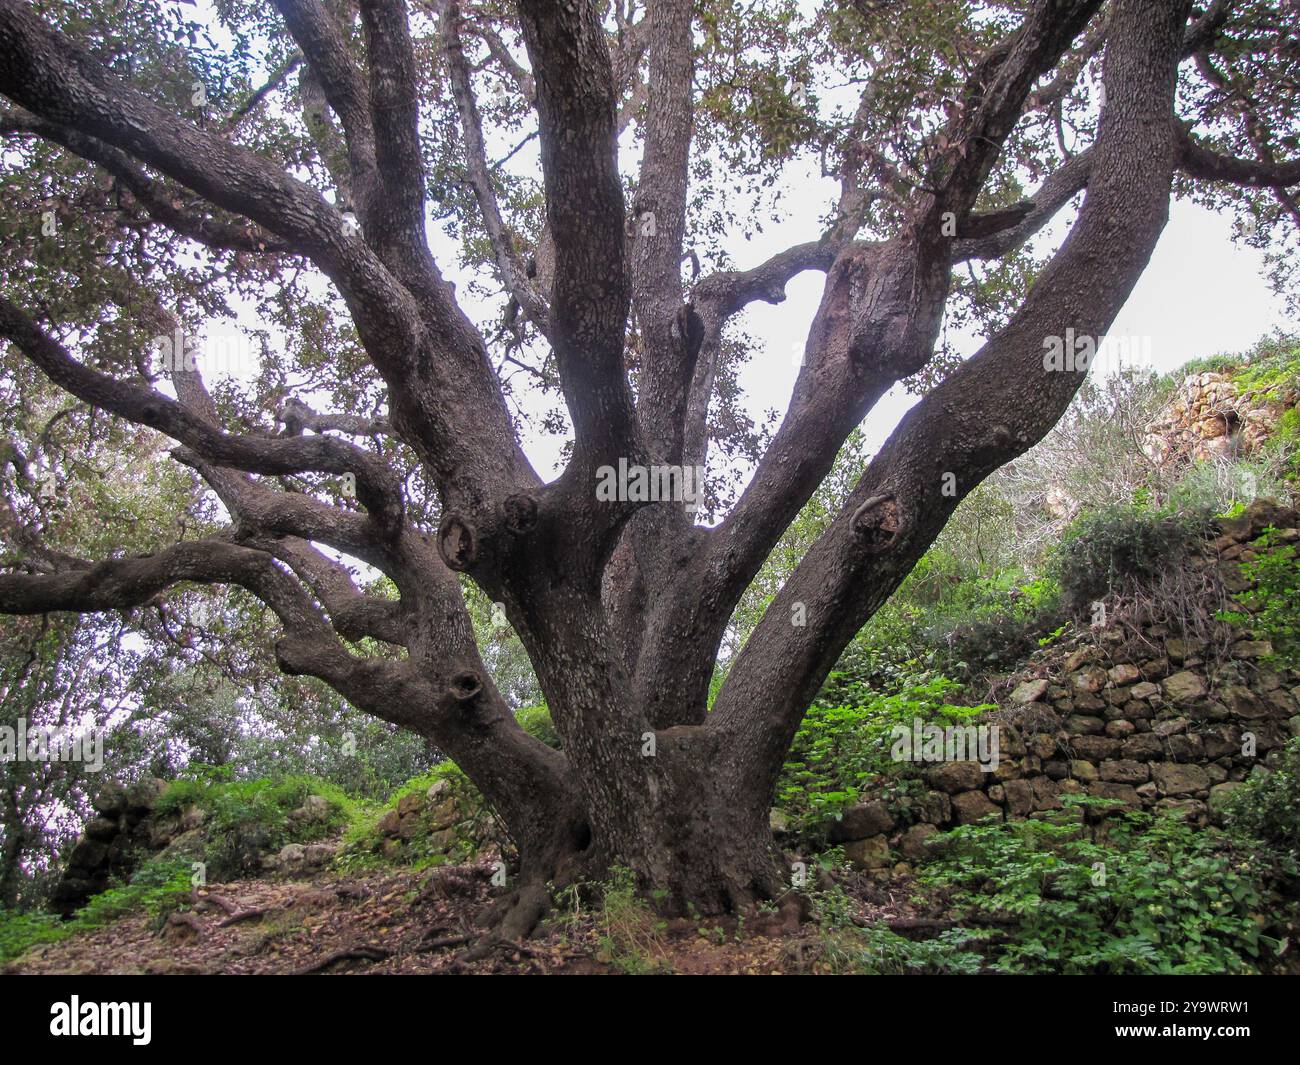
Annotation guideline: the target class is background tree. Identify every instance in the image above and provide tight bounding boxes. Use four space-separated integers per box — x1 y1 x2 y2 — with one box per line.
0 611 133 907
1 0 1298 938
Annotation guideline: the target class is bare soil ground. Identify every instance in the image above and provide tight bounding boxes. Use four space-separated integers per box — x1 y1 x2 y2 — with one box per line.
4 859 922 976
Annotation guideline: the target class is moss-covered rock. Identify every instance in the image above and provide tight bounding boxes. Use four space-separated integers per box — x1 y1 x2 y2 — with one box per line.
340 764 502 871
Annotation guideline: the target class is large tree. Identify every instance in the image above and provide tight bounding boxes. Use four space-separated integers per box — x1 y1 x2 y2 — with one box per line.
1 0 1298 937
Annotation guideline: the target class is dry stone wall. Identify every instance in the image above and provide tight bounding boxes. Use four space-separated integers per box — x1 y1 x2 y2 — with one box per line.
822 499 1300 871
49 778 167 916
52 772 496 915
1144 370 1299 465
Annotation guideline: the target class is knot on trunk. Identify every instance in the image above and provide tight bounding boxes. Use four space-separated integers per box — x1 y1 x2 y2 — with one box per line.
437 513 477 571
673 303 706 365
502 493 539 536
448 670 483 702
850 493 901 553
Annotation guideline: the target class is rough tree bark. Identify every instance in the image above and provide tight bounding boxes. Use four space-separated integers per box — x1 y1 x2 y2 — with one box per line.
0 0 1296 934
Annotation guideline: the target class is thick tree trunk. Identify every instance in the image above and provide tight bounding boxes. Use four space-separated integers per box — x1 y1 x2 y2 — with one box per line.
498 793 783 931
585 727 785 916
477 765 783 946
488 699 785 922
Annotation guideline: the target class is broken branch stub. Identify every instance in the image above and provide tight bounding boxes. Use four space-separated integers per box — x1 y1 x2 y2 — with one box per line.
449 669 483 702
437 513 478 571
850 494 902 553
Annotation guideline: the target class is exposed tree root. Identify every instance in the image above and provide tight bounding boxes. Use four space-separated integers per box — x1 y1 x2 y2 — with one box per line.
196 892 241 916
295 944 391 975
464 880 552 960
458 836 599 959
218 906 273 927
416 932 474 953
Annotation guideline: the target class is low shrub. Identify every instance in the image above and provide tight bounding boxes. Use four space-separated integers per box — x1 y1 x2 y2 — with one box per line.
1052 504 1212 614
912 798 1276 974
155 767 354 880
0 910 64 965
777 674 993 823
823 556 1064 692
1219 737 1300 859
1231 334 1300 395
0 858 193 965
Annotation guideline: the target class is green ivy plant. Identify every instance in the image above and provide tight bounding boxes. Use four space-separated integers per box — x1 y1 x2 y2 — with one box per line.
1218 526 1300 668
914 798 1275 974
1219 737 1300 861
0 857 193 965
777 674 992 822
